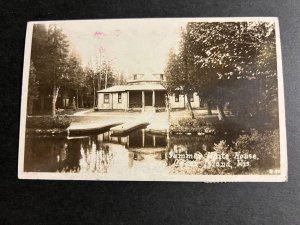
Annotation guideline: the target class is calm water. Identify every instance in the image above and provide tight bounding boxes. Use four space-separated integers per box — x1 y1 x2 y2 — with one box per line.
24 129 236 175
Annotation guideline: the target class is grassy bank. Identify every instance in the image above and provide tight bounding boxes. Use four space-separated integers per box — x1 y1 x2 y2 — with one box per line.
170 116 245 135
26 116 73 134
169 129 280 175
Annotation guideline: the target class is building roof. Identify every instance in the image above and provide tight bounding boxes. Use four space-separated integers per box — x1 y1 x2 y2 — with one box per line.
97 83 166 93
97 85 125 93
127 73 164 84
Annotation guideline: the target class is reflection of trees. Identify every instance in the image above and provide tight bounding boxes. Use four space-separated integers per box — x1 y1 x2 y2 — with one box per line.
24 136 67 172
25 130 241 175
25 135 114 173
59 139 81 172
169 135 216 155
79 137 113 174
169 134 237 155
127 151 144 168
128 152 134 168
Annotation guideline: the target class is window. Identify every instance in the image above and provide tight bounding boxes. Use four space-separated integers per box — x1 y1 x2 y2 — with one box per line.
104 94 109 103
118 93 122 103
175 93 179 102
133 74 137 80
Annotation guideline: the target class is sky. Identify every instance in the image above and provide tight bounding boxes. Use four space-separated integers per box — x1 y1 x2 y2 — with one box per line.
53 19 188 78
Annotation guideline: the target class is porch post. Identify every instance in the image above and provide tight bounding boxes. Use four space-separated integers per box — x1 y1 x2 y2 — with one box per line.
126 91 129 111
111 93 113 110
142 91 145 111
142 129 145 147
152 90 156 112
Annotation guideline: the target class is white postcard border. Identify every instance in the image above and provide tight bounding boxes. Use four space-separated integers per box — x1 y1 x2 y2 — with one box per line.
18 17 288 182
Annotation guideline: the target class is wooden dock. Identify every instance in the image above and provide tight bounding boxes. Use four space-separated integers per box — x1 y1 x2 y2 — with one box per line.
67 121 123 135
111 121 150 134
146 121 169 135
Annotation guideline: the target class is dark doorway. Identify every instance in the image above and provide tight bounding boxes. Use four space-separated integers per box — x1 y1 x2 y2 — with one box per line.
145 91 152 106
129 91 142 108
154 91 166 107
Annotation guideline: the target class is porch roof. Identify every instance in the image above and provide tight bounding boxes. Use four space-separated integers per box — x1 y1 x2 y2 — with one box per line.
97 83 166 93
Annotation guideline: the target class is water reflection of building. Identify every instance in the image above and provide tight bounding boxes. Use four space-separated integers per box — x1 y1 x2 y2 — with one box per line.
25 129 168 174
126 129 167 169
95 129 168 169
25 128 232 175
95 129 167 149
76 129 167 174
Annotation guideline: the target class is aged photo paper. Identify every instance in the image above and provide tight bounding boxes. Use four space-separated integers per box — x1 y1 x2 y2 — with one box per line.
18 18 287 182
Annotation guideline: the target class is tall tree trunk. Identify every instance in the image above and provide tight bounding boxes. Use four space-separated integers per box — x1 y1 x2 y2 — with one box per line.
60 89 63 109
76 88 79 109
186 95 195 119
105 69 108 89
40 95 45 113
207 100 212 115
27 98 34 115
52 84 60 116
93 72 96 108
99 71 102 90
81 94 84 108
216 103 226 121
98 74 101 91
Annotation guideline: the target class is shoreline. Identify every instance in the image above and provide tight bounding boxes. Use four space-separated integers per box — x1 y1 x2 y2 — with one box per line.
25 127 217 136
26 128 68 135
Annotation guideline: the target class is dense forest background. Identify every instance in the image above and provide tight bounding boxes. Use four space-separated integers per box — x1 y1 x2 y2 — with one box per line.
28 24 126 116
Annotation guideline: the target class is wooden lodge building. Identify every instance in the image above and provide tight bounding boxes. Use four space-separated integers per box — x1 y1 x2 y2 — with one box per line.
97 73 202 112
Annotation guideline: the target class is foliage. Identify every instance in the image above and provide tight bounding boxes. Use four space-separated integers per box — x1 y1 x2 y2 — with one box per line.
29 24 123 114
210 120 246 135
171 116 244 134
65 54 85 89
44 25 70 86
177 117 207 127
26 116 72 129
165 22 278 125
27 62 39 115
169 129 280 175
83 60 122 107
171 117 210 133
94 60 117 90
170 124 210 134
30 24 71 115
233 129 280 171
164 49 188 94
81 66 96 107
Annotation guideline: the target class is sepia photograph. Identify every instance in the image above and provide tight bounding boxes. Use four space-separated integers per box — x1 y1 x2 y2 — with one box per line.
18 18 287 182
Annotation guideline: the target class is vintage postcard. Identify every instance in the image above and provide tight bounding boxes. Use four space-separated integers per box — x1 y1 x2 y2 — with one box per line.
18 18 287 182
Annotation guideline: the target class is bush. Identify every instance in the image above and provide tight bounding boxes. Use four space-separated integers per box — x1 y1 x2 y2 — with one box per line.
171 117 210 133
206 129 280 174
234 129 280 171
172 117 244 135
178 117 208 127
26 116 72 129
56 108 78 115
168 129 280 175
210 120 246 134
